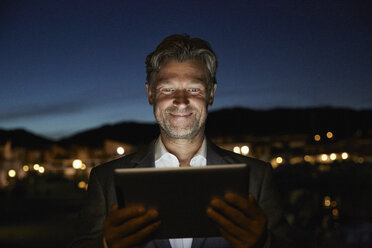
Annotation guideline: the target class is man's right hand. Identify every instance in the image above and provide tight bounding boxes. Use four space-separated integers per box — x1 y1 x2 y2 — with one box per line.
103 204 161 248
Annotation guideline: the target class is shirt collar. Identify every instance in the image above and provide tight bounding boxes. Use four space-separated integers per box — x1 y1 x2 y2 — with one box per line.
154 136 207 164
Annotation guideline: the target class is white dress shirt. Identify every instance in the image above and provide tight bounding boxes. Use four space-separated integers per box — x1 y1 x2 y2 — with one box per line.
154 137 207 248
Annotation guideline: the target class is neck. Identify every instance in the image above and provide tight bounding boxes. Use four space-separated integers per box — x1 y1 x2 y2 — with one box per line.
160 131 204 167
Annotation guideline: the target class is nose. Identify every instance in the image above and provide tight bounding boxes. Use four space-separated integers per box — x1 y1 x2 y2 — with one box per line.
173 89 190 106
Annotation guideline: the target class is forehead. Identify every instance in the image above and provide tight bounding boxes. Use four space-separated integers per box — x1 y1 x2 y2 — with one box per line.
154 59 208 84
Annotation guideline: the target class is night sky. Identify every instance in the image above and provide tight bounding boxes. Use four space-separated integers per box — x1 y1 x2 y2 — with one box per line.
1 0 371 140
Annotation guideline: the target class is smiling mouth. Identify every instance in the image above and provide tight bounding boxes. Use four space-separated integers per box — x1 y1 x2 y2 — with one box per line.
169 113 192 118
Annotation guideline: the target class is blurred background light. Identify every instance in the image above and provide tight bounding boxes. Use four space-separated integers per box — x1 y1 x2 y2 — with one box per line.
241 146 249 156
8 170 16 178
72 159 83 169
117 147 125 155
233 146 241 154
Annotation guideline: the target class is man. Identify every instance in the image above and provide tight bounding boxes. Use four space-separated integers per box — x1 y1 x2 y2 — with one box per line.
70 34 292 248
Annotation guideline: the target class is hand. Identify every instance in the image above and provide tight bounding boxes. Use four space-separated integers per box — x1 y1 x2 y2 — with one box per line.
103 204 161 248
206 193 268 248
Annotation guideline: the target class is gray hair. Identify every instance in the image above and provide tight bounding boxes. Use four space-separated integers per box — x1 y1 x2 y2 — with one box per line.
145 34 218 91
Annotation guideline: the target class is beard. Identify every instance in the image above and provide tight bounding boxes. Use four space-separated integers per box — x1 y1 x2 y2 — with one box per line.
154 105 207 140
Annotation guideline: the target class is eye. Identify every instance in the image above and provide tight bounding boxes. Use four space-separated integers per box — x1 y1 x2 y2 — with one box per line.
160 88 174 94
188 88 200 93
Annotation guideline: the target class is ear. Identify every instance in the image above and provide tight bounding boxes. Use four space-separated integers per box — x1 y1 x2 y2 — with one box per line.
145 83 154 106
208 84 217 106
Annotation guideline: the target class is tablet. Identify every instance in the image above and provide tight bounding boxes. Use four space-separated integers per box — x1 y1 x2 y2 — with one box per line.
114 164 249 239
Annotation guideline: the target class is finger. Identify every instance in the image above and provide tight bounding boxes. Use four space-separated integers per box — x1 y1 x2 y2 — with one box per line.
107 205 146 226
116 220 161 248
209 197 250 229
224 193 265 219
113 209 159 238
206 207 246 240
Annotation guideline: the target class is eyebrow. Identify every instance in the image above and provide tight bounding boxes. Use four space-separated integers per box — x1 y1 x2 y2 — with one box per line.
156 77 206 86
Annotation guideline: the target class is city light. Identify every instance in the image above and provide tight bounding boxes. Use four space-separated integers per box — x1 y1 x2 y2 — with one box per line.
341 152 349 160
117 147 125 155
326 131 334 139
358 157 365 163
330 153 337 160
233 146 240 154
314 134 321 141
33 164 40 171
81 163 86 170
8 170 16 178
78 181 88 190
38 166 45 173
332 208 339 218
23 165 29 172
304 155 312 162
276 157 283 164
324 196 331 207
241 146 249 156
321 154 328 161
73 159 83 169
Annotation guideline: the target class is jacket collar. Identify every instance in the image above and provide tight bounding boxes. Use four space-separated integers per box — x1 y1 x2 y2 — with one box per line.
131 138 229 168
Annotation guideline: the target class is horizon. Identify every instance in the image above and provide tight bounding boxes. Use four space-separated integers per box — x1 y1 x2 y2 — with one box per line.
1 0 371 140
1 105 370 141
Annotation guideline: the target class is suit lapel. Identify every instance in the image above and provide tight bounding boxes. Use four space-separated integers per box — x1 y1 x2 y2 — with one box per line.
191 238 207 248
206 139 229 165
152 239 172 248
132 140 156 168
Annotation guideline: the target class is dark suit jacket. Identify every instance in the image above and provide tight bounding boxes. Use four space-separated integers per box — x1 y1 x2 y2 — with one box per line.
70 140 293 248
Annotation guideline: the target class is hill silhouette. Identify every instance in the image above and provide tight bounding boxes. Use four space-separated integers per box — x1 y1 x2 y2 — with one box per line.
0 128 54 149
1 107 371 148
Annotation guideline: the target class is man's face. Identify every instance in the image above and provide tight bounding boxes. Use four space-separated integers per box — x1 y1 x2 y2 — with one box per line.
146 59 217 140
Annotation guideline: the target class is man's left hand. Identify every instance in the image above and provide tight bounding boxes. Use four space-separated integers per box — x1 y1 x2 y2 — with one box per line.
206 192 268 248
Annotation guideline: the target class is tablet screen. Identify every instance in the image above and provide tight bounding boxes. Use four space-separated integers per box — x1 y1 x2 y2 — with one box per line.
114 164 249 239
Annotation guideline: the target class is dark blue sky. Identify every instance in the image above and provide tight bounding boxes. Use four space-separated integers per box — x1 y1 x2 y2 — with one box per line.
1 0 371 140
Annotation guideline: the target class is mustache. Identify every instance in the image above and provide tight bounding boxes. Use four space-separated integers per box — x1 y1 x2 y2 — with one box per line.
165 106 194 114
